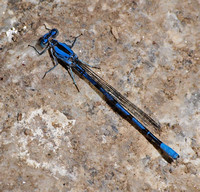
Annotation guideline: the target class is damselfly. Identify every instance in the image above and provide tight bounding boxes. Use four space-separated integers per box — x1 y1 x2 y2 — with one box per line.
29 27 179 160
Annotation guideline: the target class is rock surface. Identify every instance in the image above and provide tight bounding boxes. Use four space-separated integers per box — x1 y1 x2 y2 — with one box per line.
0 0 200 191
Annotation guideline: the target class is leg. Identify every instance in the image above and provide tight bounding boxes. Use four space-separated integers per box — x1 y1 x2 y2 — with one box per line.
65 34 82 48
43 24 51 31
68 67 80 92
42 48 59 79
42 63 59 79
70 34 82 48
28 44 49 55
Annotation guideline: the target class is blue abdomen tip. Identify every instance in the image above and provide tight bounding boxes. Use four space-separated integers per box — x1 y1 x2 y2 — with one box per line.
160 143 179 159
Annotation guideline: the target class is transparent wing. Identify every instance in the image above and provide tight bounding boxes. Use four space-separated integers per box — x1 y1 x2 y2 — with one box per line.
76 60 161 130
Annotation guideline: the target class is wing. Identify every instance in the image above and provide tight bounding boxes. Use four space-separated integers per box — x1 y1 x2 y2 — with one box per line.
75 60 161 131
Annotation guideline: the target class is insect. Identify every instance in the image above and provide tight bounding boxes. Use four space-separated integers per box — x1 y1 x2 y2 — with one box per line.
29 27 179 160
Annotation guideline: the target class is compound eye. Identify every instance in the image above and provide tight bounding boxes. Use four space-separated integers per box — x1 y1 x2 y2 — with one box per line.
39 37 48 48
51 29 59 38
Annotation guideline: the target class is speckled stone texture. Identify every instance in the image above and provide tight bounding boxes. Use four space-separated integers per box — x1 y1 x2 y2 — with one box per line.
0 0 200 191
